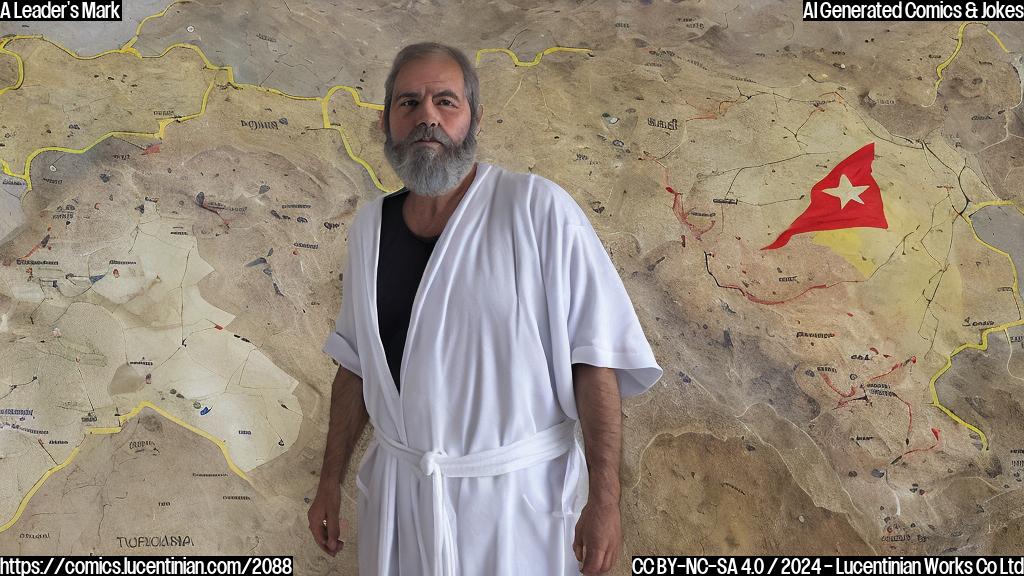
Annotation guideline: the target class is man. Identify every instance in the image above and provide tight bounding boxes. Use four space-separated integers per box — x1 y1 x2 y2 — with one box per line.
308 42 662 576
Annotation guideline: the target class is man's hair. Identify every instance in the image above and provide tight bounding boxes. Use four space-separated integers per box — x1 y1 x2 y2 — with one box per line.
382 42 480 139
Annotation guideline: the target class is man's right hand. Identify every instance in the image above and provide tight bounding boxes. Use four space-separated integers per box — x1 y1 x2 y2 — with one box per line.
307 481 347 557
309 364 368 558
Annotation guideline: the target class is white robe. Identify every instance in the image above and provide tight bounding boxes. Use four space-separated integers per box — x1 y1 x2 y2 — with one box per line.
322 162 662 576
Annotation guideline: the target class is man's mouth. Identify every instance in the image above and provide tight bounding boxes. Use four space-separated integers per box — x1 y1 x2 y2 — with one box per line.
414 138 443 147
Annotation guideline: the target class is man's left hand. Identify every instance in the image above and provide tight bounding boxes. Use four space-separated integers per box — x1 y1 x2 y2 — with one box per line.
573 499 622 575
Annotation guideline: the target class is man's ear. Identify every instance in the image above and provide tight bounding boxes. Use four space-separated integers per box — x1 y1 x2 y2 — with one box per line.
377 110 385 134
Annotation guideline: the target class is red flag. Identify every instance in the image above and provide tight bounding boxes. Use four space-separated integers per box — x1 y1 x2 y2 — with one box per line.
761 142 887 250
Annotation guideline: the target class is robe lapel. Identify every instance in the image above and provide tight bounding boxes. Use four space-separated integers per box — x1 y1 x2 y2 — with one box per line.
367 163 493 444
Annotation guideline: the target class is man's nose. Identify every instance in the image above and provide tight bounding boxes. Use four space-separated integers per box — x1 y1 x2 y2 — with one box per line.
415 100 441 129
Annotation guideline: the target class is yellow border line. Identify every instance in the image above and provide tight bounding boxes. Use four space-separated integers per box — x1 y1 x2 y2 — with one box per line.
0 36 593 196
475 46 593 67
934 21 1011 91
0 36 388 193
0 18 595 534
986 28 1010 53
0 42 224 193
0 42 25 94
0 401 251 533
927 200 1024 451
120 0 191 52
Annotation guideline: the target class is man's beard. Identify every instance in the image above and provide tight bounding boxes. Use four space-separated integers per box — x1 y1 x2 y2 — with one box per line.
384 123 477 198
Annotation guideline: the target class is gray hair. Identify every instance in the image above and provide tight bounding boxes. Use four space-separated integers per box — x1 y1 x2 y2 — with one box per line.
382 42 481 138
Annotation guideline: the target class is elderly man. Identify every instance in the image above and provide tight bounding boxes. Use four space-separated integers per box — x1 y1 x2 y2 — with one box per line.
308 42 662 576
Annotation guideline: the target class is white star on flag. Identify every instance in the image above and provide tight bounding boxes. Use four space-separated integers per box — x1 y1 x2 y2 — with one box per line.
823 173 869 209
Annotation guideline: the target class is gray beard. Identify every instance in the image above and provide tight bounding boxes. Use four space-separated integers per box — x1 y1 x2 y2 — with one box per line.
384 124 477 198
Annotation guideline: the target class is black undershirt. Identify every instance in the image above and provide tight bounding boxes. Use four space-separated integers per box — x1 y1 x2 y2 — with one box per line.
376 188 439 394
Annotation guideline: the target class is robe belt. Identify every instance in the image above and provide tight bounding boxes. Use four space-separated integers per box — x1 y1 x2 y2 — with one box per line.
375 419 578 576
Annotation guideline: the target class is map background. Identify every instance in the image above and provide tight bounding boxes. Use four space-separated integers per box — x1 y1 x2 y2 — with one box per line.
0 1 1023 572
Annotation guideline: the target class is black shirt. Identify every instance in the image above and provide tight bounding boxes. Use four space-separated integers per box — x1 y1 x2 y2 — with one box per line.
376 188 439 393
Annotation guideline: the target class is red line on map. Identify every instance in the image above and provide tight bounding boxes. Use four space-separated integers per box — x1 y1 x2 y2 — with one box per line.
717 278 830 305
665 186 716 240
892 390 914 441
895 428 941 463
821 372 857 398
869 356 917 440
869 356 917 382
19 244 40 260
196 197 231 229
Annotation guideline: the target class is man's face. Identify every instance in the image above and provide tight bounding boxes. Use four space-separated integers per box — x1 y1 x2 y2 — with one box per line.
383 54 477 198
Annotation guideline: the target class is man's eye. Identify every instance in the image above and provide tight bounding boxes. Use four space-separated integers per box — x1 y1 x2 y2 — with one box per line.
400 100 417 107
439 99 454 106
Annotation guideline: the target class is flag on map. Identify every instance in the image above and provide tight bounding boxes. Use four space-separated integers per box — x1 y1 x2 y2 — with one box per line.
761 142 887 250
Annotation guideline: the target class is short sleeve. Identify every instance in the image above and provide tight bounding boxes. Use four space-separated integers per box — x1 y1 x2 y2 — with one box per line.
322 232 363 379
563 220 663 398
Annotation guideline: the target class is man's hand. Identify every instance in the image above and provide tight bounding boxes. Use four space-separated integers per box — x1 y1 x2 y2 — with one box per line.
573 499 622 575
308 364 368 557
572 363 624 575
307 480 347 556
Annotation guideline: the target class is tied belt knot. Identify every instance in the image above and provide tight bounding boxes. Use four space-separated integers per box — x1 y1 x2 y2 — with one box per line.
419 450 444 477
375 419 579 576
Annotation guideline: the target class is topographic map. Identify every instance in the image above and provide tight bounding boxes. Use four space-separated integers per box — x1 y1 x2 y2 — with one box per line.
0 0 1023 571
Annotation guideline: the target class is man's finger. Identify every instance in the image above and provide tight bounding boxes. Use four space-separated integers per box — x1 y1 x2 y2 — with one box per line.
600 548 614 574
572 533 583 563
581 546 605 576
327 514 341 555
308 518 330 555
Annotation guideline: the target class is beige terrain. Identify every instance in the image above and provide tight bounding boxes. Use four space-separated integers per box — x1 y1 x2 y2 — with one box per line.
1 1 1023 572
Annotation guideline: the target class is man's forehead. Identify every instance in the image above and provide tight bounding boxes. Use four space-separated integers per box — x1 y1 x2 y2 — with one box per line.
393 56 465 96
